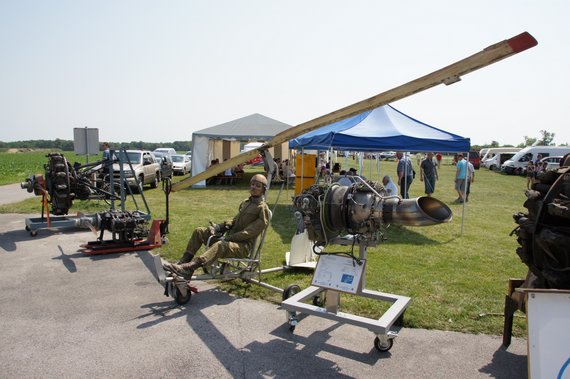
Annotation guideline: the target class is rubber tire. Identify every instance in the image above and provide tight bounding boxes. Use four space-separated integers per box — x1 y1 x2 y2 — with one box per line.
374 336 394 352
172 283 191 305
137 175 144 193
282 284 301 301
312 295 325 307
150 173 159 188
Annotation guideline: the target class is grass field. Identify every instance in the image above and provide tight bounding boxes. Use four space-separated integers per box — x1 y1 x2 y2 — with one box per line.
0 152 529 336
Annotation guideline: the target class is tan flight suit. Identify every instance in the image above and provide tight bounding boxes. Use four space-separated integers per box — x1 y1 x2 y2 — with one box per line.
184 196 270 266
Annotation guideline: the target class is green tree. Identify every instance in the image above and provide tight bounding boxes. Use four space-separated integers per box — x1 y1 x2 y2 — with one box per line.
538 130 555 146
518 136 537 148
490 140 499 147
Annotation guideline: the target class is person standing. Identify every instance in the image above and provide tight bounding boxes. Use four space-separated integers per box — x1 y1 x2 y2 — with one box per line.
454 153 468 203
435 153 443 168
526 161 535 189
102 142 111 160
420 152 438 196
466 159 475 202
396 152 414 199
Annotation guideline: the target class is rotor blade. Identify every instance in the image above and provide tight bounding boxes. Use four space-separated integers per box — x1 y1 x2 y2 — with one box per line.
172 31 537 192
171 149 260 191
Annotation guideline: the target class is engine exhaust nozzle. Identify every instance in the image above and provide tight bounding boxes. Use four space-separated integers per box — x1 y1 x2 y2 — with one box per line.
382 196 452 226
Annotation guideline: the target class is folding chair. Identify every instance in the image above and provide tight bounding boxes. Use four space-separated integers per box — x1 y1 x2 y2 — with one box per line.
197 210 273 283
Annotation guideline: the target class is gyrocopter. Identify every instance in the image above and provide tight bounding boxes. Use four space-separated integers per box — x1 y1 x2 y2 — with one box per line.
152 32 537 352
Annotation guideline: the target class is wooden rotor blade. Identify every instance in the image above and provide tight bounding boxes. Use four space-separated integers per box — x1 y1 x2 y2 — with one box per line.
171 149 260 191
172 31 537 192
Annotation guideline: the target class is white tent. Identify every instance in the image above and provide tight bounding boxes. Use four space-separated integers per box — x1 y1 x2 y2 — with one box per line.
191 114 292 187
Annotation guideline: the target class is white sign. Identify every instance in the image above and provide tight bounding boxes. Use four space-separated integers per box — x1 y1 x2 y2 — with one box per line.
311 254 365 294
526 290 570 379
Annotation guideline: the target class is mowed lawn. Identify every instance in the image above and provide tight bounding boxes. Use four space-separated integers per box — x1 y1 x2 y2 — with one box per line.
0 153 530 336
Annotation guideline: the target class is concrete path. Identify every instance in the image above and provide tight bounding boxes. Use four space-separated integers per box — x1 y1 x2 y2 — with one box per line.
0 213 528 378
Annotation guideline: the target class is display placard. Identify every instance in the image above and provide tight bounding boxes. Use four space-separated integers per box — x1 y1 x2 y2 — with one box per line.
311 254 364 294
73 127 100 155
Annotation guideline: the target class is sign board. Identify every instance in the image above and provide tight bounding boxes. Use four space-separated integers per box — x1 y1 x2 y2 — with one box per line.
526 290 570 379
73 127 100 155
311 254 364 294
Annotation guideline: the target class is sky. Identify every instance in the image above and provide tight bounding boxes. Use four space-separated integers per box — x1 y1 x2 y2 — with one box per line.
1 1 569 147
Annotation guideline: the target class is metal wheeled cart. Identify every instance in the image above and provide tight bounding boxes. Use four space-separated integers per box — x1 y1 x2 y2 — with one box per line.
281 235 411 352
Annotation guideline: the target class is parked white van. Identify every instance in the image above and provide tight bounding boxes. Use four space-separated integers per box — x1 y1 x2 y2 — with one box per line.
480 147 521 163
501 146 570 174
483 151 518 171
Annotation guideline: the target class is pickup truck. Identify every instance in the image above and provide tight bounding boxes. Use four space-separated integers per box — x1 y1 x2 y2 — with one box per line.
111 150 161 192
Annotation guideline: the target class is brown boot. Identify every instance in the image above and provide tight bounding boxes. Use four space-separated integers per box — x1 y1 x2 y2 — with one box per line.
177 252 195 264
169 259 203 280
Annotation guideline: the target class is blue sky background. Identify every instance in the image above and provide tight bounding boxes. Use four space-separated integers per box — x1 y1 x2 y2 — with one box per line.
1 1 568 146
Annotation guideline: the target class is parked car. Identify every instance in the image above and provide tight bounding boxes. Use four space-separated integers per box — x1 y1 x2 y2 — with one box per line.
538 155 564 171
153 152 173 180
171 154 192 175
379 151 397 160
112 150 160 192
153 147 176 159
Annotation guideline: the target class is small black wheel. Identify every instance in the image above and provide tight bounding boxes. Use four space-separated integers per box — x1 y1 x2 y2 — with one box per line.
30 230 38 237
150 174 159 188
282 284 301 301
374 336 394 352
136 175 144 193
312 294 325 307
172 283 191 305
25 226 30 231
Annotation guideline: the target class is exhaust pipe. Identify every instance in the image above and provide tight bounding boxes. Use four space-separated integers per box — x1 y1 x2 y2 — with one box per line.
322 186 452 237
295 184 453 244
381 197 453 226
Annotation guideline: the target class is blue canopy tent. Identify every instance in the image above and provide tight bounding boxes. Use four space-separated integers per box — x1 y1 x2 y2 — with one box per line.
289 104 470 153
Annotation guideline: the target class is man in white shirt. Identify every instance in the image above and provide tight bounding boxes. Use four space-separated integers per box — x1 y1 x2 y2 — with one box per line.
382 175 399 196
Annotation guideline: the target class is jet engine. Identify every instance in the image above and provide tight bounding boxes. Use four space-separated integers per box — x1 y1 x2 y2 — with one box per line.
293 181 452 245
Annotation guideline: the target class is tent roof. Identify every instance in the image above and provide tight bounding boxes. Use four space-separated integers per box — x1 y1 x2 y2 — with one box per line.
193 113 292 140
289 105 470 153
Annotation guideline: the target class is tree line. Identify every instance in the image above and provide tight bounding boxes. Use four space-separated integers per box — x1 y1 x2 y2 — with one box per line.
0 139 193 152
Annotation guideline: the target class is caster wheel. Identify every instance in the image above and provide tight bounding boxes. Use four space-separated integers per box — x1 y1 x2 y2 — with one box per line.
374 336 394 352
30 231 38 237
282 284 301 301
172 283 191 305
282 285 301 332
312 294 325 307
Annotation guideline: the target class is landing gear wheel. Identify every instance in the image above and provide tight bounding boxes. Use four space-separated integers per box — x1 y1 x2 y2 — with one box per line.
282 284 301 332
374 336 394 352
171 283 191 305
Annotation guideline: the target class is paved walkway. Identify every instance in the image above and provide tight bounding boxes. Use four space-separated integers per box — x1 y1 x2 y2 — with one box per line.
0 212 528 378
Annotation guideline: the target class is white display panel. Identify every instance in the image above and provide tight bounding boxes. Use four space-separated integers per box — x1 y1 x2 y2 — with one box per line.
526 290 570 379
311 254 365 294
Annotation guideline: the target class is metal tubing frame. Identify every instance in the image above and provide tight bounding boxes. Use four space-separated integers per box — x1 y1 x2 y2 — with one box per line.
281 235 411 337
